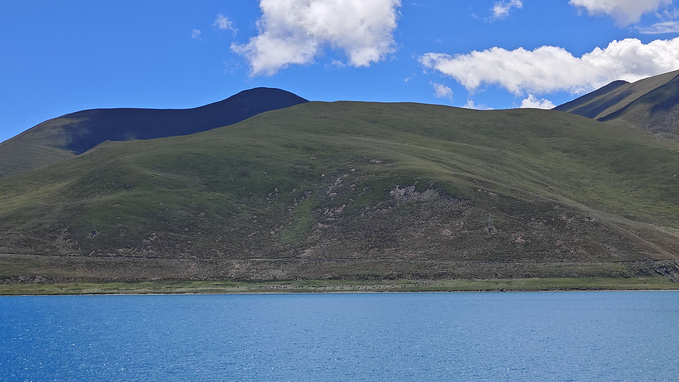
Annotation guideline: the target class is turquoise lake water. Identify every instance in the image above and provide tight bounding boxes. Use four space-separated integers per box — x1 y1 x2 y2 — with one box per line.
1 291 678 381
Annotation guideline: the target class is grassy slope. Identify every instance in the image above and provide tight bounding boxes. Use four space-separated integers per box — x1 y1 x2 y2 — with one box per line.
1 102 679 284
0 117 78 177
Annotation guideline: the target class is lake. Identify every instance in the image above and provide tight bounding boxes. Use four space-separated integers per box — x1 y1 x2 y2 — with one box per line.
1 291 678 381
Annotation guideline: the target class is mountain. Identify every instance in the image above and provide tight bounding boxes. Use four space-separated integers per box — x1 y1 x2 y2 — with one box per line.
552 80 630 119
0 88 308 177
554 69 679 136
1 101 678 286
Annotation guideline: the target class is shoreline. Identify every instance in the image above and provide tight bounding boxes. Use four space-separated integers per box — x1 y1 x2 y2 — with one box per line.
1 276 677 296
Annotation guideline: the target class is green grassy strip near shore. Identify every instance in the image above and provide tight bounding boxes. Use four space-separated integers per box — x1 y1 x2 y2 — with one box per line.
1 277 677 295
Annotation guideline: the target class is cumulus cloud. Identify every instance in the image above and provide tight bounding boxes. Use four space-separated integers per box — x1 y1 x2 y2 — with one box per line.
192 29 202 39
215 13 237 33
492 0 523 19
431 82 453 98
419 37 679 96
520 95 556 109
569 0 671 26
231 0 401 76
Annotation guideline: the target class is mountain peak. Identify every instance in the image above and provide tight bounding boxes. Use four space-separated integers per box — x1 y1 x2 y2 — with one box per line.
198 87 308 114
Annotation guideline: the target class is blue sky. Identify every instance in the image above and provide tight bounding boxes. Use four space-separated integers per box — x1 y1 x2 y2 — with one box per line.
2 0 679 143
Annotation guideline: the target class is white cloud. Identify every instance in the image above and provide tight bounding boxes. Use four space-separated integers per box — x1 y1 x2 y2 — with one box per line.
215 13 237 33
637 20 679 33
431 82 452 98
492 0 523 19
191 29 202 40
636 6 679 33
569 0 671 26
231 0 402 76
463 100 494 110
520 95 556 109
420 37 679 96
658 7 679 20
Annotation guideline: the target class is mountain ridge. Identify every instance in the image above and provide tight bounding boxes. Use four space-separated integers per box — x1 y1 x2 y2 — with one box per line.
1 101 678 285
554 69 679 136
553 80 630 119
2 72 679 288
0 87 308 177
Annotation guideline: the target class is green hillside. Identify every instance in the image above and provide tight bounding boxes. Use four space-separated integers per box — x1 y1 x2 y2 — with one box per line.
0 117 78 177
1 101 678 287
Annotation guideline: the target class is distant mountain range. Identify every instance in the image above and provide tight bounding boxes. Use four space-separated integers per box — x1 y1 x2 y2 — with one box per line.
0 87 308 177
1 72 678 288
554 69 679 136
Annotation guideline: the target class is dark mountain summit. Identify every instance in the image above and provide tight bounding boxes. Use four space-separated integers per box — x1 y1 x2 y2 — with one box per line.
0 88 308 177
62 87 309 154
